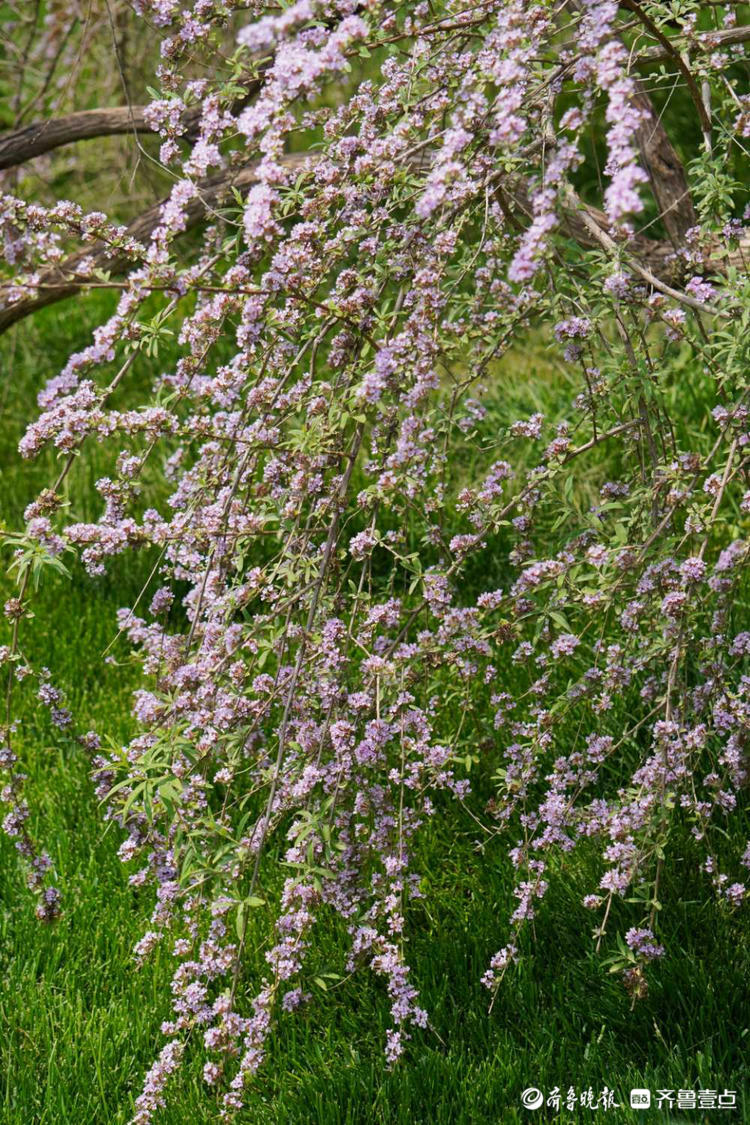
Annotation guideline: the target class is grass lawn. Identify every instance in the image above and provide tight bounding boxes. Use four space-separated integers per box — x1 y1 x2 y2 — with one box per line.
0 299 748 1124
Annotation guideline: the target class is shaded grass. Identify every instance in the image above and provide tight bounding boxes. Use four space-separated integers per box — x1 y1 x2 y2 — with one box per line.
0 300 748 1124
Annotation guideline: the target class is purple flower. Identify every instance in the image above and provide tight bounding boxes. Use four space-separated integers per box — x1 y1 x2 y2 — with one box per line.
550 633 580 659
625 927 664 961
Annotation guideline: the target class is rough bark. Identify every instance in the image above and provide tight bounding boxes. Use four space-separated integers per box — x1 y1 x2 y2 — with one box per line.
632 82 697 248
0 106 200 170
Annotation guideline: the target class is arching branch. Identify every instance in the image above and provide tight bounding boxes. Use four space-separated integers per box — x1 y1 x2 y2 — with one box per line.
0 106 199 170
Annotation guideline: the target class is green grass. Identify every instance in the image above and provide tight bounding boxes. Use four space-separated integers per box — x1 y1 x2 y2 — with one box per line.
0 300 748 1125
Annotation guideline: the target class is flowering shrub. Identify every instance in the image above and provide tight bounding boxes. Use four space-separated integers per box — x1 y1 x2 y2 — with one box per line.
2 0 750 1119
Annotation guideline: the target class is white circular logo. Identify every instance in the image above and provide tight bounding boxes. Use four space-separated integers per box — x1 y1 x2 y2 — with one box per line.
521 1088 544 1110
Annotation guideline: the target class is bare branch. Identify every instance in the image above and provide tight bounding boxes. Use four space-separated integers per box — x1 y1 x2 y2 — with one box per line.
637 24 750 64
632 81 696 248
0 105 201 171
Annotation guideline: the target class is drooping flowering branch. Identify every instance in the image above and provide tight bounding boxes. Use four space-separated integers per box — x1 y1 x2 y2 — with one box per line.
2 0 749 1120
